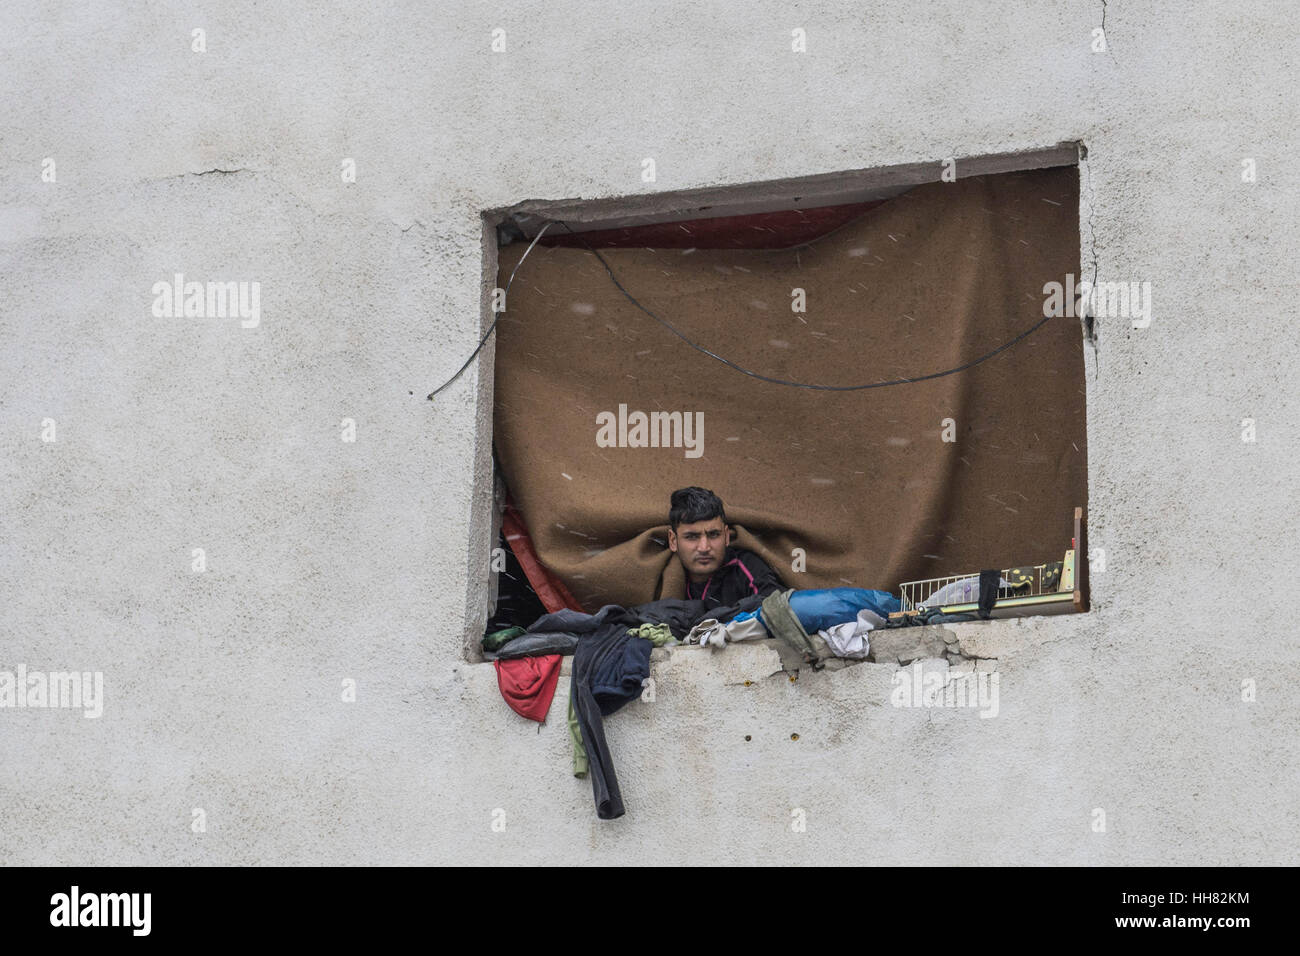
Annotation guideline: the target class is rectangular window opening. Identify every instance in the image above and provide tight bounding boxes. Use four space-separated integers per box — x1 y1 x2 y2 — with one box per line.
472 144 1092 664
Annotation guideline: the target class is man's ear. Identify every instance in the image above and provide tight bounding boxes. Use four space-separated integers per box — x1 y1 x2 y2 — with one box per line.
667 529 678 553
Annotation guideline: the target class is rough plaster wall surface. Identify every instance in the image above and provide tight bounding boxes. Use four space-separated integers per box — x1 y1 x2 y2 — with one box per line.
1 1 1297 864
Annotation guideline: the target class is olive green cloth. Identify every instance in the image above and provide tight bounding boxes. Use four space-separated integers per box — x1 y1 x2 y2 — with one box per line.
760 588 834 669
567 693 588 778
482 626 526 653
626 623 676 646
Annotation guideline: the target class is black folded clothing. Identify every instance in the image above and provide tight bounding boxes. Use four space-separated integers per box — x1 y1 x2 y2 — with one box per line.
491 632 581 660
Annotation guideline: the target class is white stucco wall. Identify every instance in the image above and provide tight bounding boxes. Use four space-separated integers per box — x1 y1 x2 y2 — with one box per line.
2 1 1297 864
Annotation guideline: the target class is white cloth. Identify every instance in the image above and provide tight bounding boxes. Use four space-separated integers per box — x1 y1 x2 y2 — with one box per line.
723 616 769 643
684 615 769 648
816 608 884 660
685 619 727 648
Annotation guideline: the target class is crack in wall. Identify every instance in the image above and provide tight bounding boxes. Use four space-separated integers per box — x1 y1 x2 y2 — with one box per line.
1098 0 1115 62
717 628 999 685
1080 144 1101 377
148 167 255 183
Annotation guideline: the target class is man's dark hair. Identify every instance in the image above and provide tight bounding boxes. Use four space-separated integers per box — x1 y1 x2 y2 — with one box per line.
669 486 727 531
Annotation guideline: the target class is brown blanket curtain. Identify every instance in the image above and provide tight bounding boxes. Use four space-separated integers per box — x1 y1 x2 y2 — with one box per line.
493 165 1086 612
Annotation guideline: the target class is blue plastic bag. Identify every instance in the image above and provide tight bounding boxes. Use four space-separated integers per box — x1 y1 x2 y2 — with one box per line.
758 587 900 634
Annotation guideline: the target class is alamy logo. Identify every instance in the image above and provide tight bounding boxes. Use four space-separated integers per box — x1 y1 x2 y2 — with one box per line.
890 661 999 718
151 273 261 328
0 665 103 718
1042 273 1152 328
596 403 704 459
50 886 150 936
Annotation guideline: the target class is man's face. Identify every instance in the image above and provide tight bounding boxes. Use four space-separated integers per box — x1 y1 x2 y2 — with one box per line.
668 516 729 579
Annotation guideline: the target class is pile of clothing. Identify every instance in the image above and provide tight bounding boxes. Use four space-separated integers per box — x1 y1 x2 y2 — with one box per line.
488 598 705 820
681 587 899 665
487 587 901 820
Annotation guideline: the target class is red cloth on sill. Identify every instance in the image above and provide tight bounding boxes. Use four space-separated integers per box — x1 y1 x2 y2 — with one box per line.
502 495 584 613
494 655 563 723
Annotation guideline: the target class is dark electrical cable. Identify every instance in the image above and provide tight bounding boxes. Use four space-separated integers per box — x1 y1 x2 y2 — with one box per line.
428 216 1056 397
560 221 1055 391
426 222 553 400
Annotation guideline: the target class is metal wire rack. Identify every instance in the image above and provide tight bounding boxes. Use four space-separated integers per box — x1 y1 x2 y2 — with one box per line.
890 507 1085 619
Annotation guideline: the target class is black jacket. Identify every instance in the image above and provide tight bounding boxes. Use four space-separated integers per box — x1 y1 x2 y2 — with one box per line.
568 606 648 820
682 546 784 612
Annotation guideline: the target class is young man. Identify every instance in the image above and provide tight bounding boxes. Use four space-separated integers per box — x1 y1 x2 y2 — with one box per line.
667 486 783 610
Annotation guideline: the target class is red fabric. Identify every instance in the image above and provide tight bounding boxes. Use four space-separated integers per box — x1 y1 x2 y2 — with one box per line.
502 495 584 613
494 655 563 723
